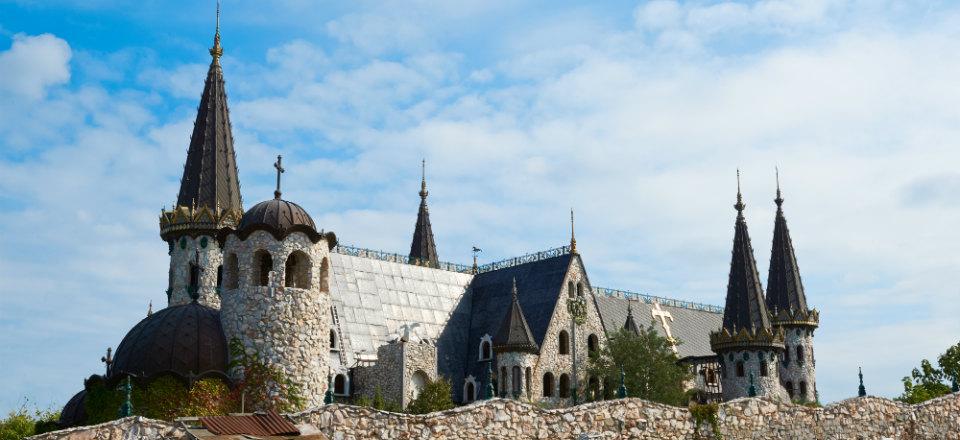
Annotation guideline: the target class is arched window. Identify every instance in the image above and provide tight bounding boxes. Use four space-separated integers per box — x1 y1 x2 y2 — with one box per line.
785 381 794 398
479 337 492 361
576 282 584 297
253 250 272 286
568 281 575 298
512 366 522 397
329 329 338 351
411 370 429 400
500 366 507 396
559 374 570 398
319 257 330 292
783 345 791 365
216 265 223 288
760 361 768 377
465 381 475 402
188 263 200 288
542 373 554 397
799 381 807 399
559 330 570 355
334 374 348 395
224 253 239 289
525 367 531 396
587 334 599 357
796 346 804 365
284 250 311 288
736 361 745 377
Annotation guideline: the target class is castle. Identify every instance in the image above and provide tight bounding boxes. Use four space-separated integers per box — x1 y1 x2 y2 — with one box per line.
58 19 820 426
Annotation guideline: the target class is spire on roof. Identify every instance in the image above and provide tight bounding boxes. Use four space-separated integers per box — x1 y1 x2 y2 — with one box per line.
766 169 810 315
570 208 578 254
720 170 773 332
493 278 539 354
408 159 439 268
623 300 640 335
174 3 242 213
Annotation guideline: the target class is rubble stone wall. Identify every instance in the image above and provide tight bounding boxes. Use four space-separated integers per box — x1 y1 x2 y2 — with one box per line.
32 393 960 440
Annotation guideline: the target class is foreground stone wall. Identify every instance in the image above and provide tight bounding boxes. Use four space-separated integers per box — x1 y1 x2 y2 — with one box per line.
32 393 960 440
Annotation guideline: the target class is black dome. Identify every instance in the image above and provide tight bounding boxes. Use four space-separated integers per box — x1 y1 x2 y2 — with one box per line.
58 389 86 428
111 302 228 380
235 197 336 247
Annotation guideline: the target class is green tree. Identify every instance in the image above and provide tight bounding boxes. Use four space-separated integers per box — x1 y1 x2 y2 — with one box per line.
587 326 691 406
0 405 59 440
897 341 960 404
938 342 960 390
406 378 455 415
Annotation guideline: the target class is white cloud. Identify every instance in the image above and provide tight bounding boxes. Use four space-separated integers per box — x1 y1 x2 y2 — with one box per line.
0 33 71 100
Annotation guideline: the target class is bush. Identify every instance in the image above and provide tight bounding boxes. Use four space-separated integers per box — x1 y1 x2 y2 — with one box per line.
897 342 959 404
588 326 691 406
85 376 234 423
228 339 304 412
0 405 59 440
406 378 454 415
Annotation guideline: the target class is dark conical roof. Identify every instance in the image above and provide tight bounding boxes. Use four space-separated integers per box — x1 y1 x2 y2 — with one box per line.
175 34 242 212
623 301 641 335
493 278 539 354
765 184 809 314
111 302 228 380
721 185 773 332
408 161 439 268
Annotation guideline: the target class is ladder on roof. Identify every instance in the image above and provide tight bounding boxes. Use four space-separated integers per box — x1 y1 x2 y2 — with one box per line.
330 305 347 366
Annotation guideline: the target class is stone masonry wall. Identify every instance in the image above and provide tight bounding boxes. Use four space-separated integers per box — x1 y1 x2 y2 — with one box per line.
719 348 789 402
780 326 817 401
32 393 960 440
167 234 223 309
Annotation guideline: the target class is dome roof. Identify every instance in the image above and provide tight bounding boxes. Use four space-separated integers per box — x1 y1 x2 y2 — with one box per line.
235 197 336 246
111 302 228 380
58 389 87 428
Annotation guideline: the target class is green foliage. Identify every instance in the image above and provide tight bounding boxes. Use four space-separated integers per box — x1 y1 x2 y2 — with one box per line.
353 387 401 413
938 342 960 387
84 381 124 424
0 405 59 440
406 378 455 415
228 338 305 413
689 402 722 440
897 341 960 404
587 326 691 406
85 376 235 423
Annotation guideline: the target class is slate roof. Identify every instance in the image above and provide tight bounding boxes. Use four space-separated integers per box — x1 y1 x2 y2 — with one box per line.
721 190 773 332
492 279 539 354
408 166 439 268
593 294 721 359
176 34 242 212
765 186 809 314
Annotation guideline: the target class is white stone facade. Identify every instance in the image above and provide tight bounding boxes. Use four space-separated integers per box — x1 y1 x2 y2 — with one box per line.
166 234 223 308
353 341 438 408
779 326 817 402
219 229 332 408
718 348 789 402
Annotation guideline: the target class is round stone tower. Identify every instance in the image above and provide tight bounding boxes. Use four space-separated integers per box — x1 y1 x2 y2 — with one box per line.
493 278 540 400
219 178 338 409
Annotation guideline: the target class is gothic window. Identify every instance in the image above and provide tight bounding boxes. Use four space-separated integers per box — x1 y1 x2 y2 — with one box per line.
284 250 311 288
253 250 272 287
559 331 570 355
736 361 745 377
587 334 599 357
542 372 554 397
568 281 575 298
464 381 475 402
500 367 507 396
512 366 522 396
559 374 570 398
785 381 794 398
783 346 791 365
224 253 239 289
796 346 804 365
799 381 807 399
334 374 347 396
216 265 223 288
188 263 200 288
329 329 338 351
576 282 584 297
760 361 768 377
319 257 330 292
525 367 532 396
479 336 492 361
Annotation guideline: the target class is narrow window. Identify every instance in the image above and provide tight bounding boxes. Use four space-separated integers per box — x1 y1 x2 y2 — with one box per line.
216 265 223 287
736 361 745 377
576 282 584 297
568 281 575 298
284 250 311 288
319 257 330 292
559 330 570 355
799 381 807 399
760 361 768 377
465 382 475 402
588 334 599 357
500 366 507 396
334 374 347 395
512 366 521 396
480 340 491 361
189 263 200 287
796 346 804 365
224 253 239 289
542 373 554 397
783 346 791 365
525 367 531 396
785 381 794 398
588 376 599 401
329 329 338 350
707 369 716 384
253 250 272 286
559 374 570 398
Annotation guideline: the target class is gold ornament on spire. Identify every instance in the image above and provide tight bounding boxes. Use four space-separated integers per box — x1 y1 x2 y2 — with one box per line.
569 208 578 254
209 0 223 63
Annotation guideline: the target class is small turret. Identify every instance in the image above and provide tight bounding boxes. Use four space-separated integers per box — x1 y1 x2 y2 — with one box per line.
493 278 539 399
408 160 440 268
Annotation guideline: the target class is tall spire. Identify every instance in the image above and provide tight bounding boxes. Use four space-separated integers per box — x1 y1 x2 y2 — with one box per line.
766 169 810 314
493 278 539 354
408 159 439 268
570 208 578 254
720 170 772 332
174 2 241 213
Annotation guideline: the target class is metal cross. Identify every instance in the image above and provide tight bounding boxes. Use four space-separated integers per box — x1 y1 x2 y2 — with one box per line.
101 347 113 376
651 302 678 353
273 155 285 199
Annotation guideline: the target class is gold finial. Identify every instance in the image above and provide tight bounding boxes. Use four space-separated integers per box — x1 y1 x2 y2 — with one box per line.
419 159 428 200
570 208 578 254
209 0 223 63
734 169 745 216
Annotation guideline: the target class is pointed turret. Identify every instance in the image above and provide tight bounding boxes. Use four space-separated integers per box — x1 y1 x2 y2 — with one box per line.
493 278 539 354
408 160 439 268
765 171 814 319
623 300 640 335
720 171 772 333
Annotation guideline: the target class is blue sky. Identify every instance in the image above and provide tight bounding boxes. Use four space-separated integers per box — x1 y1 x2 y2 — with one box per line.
2 0 960 414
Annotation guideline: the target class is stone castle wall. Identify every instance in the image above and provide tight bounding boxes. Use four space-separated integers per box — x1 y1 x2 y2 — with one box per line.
31 393 960 440
780 326 817 401
719 348 789 402
167 234 223 308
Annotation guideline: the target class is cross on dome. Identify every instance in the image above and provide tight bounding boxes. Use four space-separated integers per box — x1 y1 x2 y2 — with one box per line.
274 155 285 199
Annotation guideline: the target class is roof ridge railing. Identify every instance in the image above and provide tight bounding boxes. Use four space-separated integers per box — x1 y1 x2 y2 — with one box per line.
593 286 724 314
332 244 474 273
475 245 571 274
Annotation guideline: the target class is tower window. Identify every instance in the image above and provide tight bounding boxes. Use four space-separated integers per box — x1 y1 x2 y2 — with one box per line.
479 335 492 361
188 263 200 288
568 281 575 298
783 346 791 365
224 253 239 289
525 367 531 396
512 366 522 396
465 381 475 402
559 374 570 398
542 372 554 397
330 329 338 351
216 265 223 288
500 366 507 396
559 330 570 355
588 376 600 401
587 334 599 357
736 361 745 377
253 250 272 287
796 346 804 365
576 282 584 297
785 381 794 398
334 374 347 396
284 250 311 289
319 257 330 292
799 381 807 399
760 361 768 377
706 369 717 385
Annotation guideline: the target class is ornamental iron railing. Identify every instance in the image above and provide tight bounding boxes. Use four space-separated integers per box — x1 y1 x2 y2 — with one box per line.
332 244 474 273
476 245 571 273
593 286 724 314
